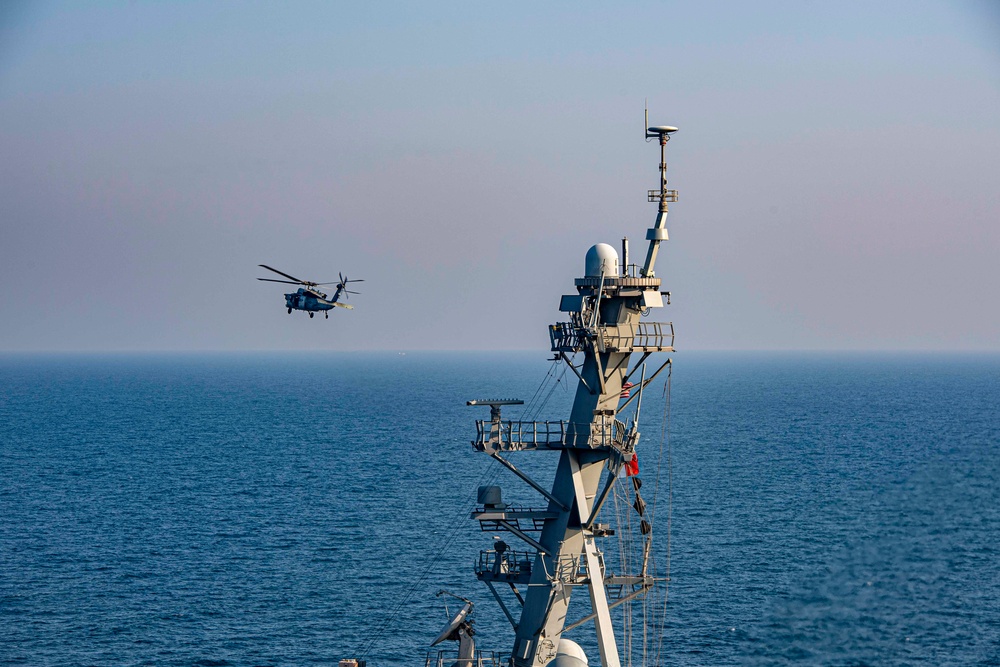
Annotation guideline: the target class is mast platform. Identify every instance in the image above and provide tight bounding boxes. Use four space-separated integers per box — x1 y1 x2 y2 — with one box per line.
475 550 657 595
472 417 638 453
475 549 537 584
572 276 661 289
472 507 559 532
549 321 674 354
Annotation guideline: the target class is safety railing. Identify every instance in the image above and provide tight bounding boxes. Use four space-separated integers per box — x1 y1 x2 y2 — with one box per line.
476 553 655 593
423 650 510 667
553 552 589 584
472 419 627 452
473 505 555 532
599 321 674 352
549 321 674 354
647 188 679 203
572 276 662 288
475 550 536 583
477 550 591 585
550 322 587 353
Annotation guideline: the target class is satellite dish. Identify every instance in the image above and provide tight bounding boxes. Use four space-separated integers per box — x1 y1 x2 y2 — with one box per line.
430 601 473 647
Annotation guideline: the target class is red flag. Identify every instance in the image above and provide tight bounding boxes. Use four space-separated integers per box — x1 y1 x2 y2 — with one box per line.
625 452 639 477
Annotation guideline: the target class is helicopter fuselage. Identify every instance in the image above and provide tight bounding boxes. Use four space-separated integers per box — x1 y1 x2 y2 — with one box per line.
286 287 328 311
284 287 352 317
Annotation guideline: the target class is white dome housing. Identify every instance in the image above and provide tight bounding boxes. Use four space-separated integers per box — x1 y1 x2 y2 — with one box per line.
550 639 589 667
585 243 619 278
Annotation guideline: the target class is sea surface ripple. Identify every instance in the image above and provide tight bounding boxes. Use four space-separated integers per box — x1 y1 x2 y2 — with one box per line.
1 352 997 666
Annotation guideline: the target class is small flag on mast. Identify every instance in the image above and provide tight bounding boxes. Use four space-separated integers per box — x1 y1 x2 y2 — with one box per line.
625 452 639 477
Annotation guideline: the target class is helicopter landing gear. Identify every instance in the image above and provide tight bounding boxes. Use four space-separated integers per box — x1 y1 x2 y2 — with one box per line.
309 312 314 318
287 308 292 314
325 312 328 319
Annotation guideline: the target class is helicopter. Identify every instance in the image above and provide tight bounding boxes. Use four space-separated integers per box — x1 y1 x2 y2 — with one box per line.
257 264 363 318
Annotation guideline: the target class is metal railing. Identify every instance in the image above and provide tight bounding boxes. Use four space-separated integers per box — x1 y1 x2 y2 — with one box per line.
549 321 674 354
473 505 553 532
600 321 674 352
478 548 602 582
476 550 593 585
423 650 510 667
647 188 679 202
572 276 662 288
552 552 590 584
472 419 627 452
549 322 587 352
475 550 536 582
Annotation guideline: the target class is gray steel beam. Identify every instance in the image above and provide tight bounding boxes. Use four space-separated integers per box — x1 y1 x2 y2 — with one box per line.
490 453 569 511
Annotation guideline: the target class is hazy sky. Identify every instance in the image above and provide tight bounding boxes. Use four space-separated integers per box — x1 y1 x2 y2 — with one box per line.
1 1 998 351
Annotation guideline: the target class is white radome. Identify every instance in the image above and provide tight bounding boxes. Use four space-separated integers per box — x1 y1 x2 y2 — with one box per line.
585 243 619 278
550 638 589 667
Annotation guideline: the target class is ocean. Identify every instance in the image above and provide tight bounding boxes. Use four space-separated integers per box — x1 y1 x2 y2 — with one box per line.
1 351 998 666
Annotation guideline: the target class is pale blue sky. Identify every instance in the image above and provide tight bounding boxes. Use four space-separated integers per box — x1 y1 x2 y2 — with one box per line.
1 1 998 351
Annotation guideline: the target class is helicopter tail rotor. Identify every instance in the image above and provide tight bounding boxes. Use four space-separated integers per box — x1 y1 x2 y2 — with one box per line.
337 272 364 299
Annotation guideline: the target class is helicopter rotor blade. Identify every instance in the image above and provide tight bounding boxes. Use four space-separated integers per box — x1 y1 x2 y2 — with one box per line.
258 264 308 285
257 278 301 285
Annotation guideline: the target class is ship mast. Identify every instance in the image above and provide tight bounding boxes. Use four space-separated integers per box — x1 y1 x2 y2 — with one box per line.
469 117 679 667
641 116 678 277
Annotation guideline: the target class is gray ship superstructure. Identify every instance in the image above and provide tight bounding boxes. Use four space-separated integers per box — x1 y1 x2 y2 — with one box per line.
347 120 681 667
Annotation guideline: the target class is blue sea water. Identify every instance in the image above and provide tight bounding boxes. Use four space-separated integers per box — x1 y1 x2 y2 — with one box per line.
1 351 998 666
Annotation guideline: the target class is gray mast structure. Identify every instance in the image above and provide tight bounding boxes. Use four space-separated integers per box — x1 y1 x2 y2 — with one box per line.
468 122 679 667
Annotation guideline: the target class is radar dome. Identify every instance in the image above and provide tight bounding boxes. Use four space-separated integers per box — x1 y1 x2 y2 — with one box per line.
585 243 619 278
550 639 588 667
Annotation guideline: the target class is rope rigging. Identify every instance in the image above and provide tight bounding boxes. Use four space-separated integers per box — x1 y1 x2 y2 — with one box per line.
651 363 672 666
599 361 672 667
524 355 571 424
358 453 504 659
359 356 571 660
